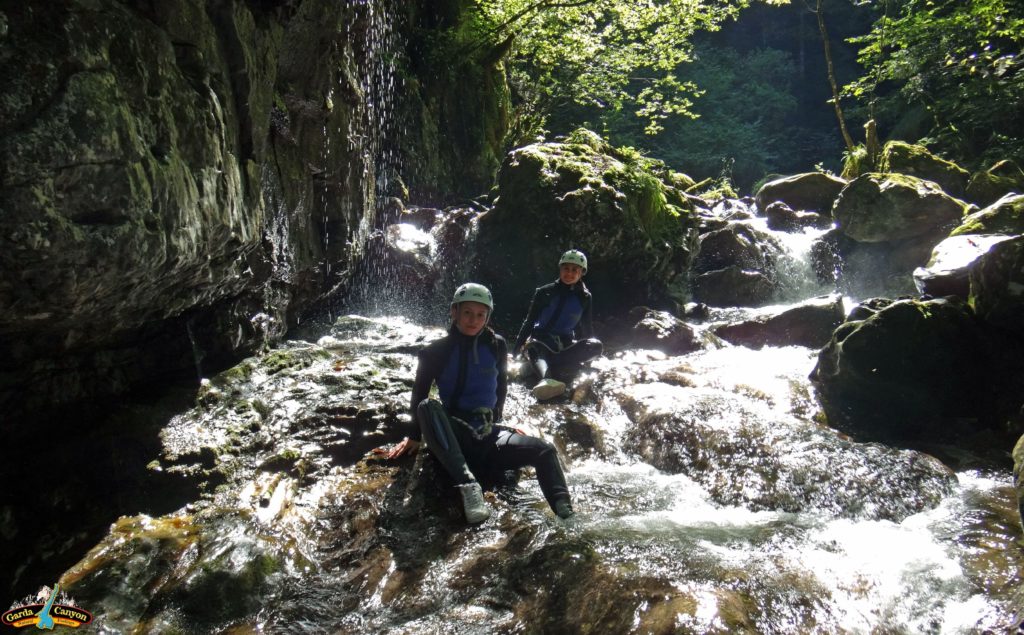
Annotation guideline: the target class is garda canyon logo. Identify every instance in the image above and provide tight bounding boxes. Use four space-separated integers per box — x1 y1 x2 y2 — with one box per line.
2 584 92 630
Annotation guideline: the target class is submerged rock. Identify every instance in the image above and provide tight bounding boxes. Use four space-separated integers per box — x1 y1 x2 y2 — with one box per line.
616 370 956 521
48 314 1022 633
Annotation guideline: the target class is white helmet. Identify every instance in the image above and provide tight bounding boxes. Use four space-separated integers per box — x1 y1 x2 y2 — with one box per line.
559 249 588 273
451 282 493 310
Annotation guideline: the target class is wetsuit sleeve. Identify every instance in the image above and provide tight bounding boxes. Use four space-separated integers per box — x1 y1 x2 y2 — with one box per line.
578 290 594 340
513 288 543 353
494 336 508 421
409 345 440 440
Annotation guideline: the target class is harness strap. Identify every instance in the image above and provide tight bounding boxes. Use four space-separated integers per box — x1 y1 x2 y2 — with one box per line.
450 407 494 440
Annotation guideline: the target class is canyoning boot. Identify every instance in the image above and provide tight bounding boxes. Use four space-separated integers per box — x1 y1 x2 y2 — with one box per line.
532 378 566 401
456 481 491 524
553 498 575 520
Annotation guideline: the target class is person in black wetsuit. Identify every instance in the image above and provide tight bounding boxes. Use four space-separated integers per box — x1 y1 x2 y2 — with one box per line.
513 250 604 401
385 282 575 523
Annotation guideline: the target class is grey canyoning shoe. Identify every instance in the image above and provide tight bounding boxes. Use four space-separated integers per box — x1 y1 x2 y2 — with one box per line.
457 481 491 524
532 378 566 401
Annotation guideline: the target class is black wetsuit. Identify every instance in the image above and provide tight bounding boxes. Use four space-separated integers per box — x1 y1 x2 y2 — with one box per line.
513 280 603 376
410 325 571 510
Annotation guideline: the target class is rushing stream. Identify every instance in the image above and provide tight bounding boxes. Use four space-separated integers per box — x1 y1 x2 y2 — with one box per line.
33 200 1021 634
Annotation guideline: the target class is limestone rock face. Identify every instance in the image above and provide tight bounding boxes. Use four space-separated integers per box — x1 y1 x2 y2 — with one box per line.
0 1 502 422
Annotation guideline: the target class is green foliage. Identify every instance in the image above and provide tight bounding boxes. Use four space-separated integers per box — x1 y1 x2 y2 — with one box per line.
841 143 871 179
469 0 788 137
602 45 807 190
845 0 1024 167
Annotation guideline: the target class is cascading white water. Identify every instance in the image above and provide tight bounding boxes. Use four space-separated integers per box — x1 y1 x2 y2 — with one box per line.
338 0 407 316
506 344 1016 633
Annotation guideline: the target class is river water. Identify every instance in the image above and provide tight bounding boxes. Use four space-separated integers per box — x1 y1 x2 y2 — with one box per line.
32 203 1023 633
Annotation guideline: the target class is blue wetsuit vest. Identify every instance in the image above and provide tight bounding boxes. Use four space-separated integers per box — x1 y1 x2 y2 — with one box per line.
436 332 499 413
409 327 509 439
514 280 593 353
534 289 584 339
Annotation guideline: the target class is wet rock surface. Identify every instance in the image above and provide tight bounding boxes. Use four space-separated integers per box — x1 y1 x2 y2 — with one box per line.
48 315 1023 633
810 296 1024 453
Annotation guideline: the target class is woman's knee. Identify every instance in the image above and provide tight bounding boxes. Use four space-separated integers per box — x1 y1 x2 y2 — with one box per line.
416 398 443 422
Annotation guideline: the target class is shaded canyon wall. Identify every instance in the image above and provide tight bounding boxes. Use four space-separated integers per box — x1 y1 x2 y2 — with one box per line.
0 0 510 425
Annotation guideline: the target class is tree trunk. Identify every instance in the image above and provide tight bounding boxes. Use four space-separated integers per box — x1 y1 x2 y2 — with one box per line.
815 0 856 152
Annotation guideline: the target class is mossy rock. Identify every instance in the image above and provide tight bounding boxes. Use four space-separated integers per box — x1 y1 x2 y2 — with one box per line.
951 193 1024 237
965 159 1024 208
477 128 700 326
833 173 968 242
879 140 969 197
810 296 1008 443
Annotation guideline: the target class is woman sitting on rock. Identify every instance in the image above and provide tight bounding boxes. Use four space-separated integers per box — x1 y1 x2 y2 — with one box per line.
513 249 604 401
385 282 574 523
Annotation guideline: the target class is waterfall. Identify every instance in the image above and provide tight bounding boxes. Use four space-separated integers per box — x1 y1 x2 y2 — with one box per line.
338 0 408 317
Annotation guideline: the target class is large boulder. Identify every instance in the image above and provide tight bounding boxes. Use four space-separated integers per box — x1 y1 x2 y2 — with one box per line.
712 294 845 349
913 234 1016 299
475 129 700 327
810 296 1011 444
950 193 1024 237
754 172 847 214
691 266 776 308
969 236 1024 334
965 160 1024 208
693 223 779 273
878 141 970 198
833 173 968 243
